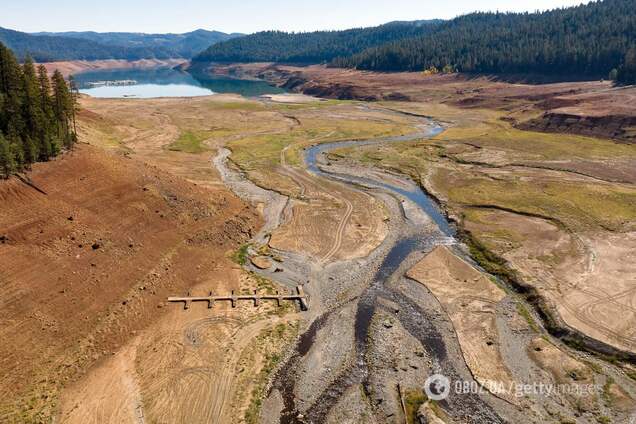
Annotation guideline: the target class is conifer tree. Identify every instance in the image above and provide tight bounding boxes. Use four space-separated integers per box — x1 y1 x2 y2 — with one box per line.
51 70 74 149
0 133 15 178
37 64 55 160
0 44 25 137
68 75 79 135
0 42 78 178
21 57 42 164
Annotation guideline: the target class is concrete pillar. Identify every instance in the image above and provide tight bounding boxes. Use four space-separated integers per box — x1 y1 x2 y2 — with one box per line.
297 286 308 311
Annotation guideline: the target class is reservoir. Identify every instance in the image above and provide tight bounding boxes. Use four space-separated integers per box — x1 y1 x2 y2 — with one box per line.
75 67 285 98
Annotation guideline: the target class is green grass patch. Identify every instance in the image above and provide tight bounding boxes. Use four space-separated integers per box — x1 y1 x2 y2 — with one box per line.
403 389 426 424
167 130 210 153
463 230 517 281
226 116 417 194
516 303 540 333
271 99 349 111
243 322 298 424
232 243 250 265
244 350 281 424
207 100 266 111
426 108 636 162
601 376 615 406
434 167 636 232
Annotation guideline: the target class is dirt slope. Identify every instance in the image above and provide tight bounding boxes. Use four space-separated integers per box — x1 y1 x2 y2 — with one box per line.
41 59 186 77
0 145 259 421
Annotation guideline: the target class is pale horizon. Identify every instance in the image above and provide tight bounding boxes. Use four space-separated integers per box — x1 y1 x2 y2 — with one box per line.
2 0 589 35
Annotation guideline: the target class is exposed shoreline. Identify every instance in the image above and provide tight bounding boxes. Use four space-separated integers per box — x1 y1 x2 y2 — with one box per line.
198 62 636 144
40 58 186 77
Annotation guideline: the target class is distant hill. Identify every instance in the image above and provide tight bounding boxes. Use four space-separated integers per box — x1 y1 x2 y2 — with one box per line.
34 29 242 59
0 27 241 62
192 20 442 64
333 0 636 81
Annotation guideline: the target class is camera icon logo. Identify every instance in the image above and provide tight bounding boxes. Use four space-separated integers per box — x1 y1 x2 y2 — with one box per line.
424 374 451 401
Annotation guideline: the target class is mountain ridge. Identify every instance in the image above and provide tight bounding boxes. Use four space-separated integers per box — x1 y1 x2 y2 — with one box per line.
0 27 241 61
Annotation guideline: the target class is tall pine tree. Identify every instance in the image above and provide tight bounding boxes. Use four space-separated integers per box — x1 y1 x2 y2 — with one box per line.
51 70 74 149
21 56 42 165
0 42 77 178
0 133 15 178
37 64 56 160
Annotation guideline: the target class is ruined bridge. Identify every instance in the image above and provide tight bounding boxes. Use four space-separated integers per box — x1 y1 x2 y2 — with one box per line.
168 285 309 311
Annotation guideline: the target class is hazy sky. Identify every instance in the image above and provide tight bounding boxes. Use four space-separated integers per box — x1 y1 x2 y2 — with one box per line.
2 0 588 34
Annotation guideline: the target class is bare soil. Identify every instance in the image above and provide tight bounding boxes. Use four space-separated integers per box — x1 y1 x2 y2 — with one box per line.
0 145 259 421
41 59 186 77
407 246 517 403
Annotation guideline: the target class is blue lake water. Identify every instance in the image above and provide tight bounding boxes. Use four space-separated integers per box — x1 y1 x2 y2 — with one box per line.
75 67 285 98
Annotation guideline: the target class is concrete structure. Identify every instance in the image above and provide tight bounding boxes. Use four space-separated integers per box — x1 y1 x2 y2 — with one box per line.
168 285 309 311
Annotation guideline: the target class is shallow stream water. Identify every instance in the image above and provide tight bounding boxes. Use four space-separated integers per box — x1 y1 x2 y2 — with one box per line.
273 120 504 423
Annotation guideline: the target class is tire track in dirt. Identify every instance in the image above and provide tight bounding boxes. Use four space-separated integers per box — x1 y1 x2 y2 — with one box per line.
140 315 283 423
59 340 146 424
207 318 277 422
278 131 356 263
465 204 636 349
320 196 353 264
549 233 636 348
278 156 356 263
532 267 636 348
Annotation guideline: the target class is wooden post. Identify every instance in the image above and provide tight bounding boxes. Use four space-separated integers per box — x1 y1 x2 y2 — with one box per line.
397 383 408 424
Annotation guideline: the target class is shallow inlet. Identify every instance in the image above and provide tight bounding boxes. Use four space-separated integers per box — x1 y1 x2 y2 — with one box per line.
75 67 285 98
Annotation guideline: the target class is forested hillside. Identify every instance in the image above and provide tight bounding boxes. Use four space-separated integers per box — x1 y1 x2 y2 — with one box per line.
0 42 77 177
0 27 167 61
333 0 636 82
0 27 239 62
617 48 636 84
192 0 635 82
193 20 441 64
34 29 242 59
